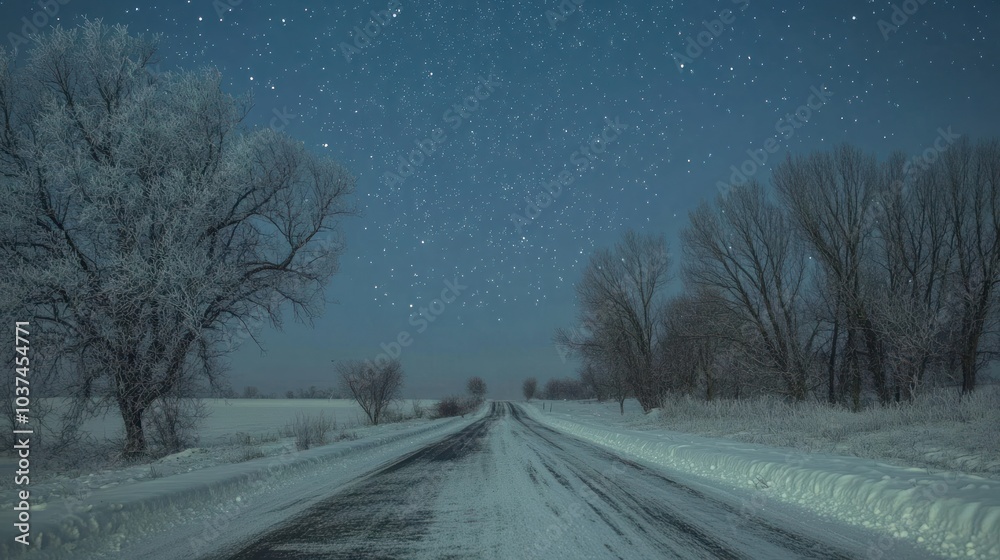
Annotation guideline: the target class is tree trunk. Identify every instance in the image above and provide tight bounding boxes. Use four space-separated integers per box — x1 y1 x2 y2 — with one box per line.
863 321 891 404
845 326 861 412
961 340 978 394
961 302 986 394
121 400 147 461
636 391 657 413
827 314 840 405
619 398 625 415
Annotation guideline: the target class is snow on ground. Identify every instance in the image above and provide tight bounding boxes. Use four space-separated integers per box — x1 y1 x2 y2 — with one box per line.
0 399 426 490
72 398 431 446
0 399 436 546
5 397 997 558
655 388 1000 478
526 399 1000 559
0 405 477 559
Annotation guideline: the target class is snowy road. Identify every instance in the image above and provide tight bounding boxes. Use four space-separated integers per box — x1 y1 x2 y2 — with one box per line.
206 402 923 560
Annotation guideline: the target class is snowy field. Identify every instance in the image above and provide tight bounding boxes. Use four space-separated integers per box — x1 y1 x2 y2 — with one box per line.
535 386 1000 479
0 398 437 524
68 398 428 445
0 408 476 559
527 399 1000 559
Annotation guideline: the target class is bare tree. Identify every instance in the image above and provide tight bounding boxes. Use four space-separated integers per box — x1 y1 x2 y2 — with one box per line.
542 378 590 400
659 290 737 401
579 363 607 401
773 145 891 409
467 376 487 402
556 230 671 412
813 273 845 404
874 151 955 399
939 138 1000 393
0 22 358 458
337 359 404 425
576 321 632 413
522 377 538 401
682 182 819 400
583 357 630 414
870 293 948 399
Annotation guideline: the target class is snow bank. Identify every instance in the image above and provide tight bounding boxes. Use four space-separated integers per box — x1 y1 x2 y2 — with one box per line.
0 412 476 559
527 406 1000 559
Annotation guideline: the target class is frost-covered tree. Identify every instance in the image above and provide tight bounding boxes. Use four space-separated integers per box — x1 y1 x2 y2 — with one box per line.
337 359 404 425
938 138 1000 394
582 354 630 414
0 22 357 458
556 230 671 412
522 377 537 401
466 376 487 402
659 290 741 401
773 146 891 409
872 151 955 400
682 182 819 401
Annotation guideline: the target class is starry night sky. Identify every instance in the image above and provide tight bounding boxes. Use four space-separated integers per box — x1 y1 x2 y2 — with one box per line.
3 0 998 399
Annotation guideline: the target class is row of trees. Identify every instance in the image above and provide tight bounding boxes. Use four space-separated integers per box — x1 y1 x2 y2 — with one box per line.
233 386 346 399
558 140 1000 412
520 376 595 403
334 358 488 424
539 377 591 401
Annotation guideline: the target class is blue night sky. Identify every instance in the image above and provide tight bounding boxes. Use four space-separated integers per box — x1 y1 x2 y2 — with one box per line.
4 0 998 399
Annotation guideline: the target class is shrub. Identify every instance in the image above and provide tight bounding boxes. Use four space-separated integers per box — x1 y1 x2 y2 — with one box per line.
286 412 335 451
236 446 267 462
334 430 359 442
147 396 207 455
411 399 425 418
434 395 476 418
382 407 406 424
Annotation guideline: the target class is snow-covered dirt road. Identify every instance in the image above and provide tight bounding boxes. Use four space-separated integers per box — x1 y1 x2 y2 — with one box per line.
206 402 931 559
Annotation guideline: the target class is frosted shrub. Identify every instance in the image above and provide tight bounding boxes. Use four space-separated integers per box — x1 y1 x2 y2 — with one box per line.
147 397 207 455
287 412 335 451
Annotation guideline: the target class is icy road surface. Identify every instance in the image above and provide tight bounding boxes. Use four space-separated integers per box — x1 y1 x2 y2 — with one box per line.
202 402 929 560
